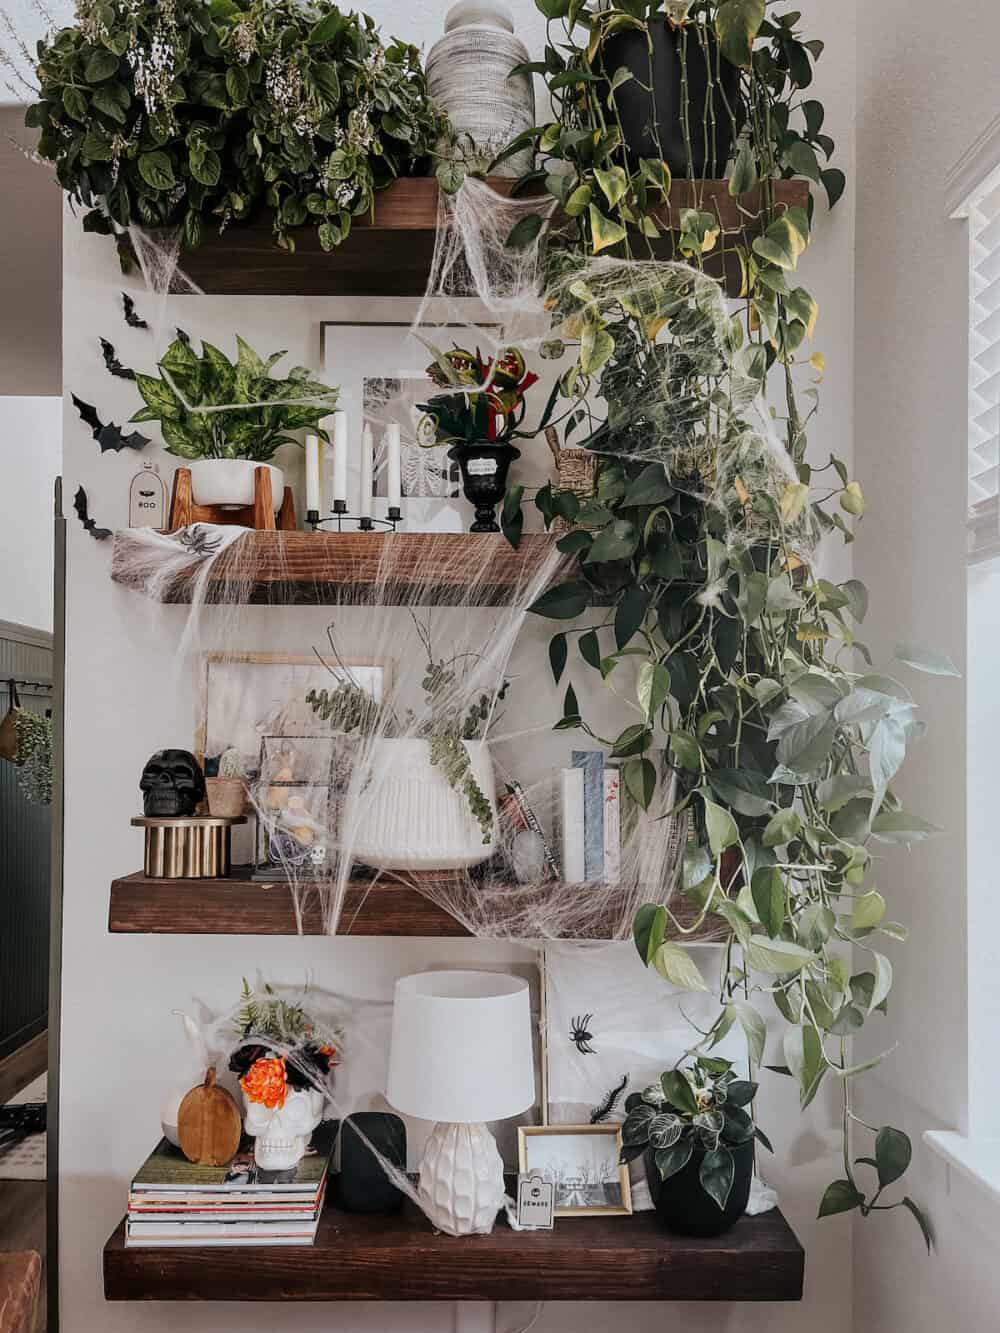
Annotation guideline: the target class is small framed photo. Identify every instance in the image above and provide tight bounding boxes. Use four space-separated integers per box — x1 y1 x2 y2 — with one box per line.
517 1125 632 1218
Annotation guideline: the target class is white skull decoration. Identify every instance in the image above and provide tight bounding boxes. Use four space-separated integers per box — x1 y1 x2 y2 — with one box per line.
243 1086 326 1172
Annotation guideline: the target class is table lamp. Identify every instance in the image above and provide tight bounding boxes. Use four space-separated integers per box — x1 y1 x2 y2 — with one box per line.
387 969 536 1236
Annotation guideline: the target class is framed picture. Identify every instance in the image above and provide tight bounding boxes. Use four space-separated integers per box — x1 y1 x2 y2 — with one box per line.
517 1125 632 1218
321 321 479 533
197 653 387 780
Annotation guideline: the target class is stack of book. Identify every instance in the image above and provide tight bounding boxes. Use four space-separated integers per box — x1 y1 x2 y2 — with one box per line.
125 1126 335 1248
556 750 622 885
557 750 679 886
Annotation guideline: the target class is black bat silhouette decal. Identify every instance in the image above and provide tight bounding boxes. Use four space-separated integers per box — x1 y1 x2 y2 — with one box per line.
122 292 148 329
100 337 135 380
71 393 150 454
73 486 111 540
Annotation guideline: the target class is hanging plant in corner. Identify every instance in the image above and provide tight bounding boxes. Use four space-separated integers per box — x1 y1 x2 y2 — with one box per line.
520 257 946 1247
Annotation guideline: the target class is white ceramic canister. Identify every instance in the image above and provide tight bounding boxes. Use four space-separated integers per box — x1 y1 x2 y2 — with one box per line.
426 1 536 178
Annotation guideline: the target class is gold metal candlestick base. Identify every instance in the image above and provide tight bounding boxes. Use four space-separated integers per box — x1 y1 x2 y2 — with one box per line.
131 816 246 879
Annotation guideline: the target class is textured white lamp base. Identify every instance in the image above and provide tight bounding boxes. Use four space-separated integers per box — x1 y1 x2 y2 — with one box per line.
418 1122 505 1236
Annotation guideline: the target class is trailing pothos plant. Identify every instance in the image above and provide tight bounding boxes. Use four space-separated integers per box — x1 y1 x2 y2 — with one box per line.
502 0 844 462
517 258 948 1247
29 0 446 257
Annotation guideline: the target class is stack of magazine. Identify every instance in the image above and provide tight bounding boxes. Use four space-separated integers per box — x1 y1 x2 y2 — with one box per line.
125 1124 335 1248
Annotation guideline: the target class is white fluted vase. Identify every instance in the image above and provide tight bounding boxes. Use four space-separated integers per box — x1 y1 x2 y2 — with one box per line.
343 738 496 871
418 1121 506 1235
426 2 536 177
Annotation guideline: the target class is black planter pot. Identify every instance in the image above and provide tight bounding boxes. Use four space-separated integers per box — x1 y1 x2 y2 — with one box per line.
448 441 520 534
604 18 740 177
645 1139 753 1238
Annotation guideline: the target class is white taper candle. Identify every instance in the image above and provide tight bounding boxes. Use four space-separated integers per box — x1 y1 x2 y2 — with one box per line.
386 422 402 510
304 434 320 514
332 410 348 504
360 424 374 518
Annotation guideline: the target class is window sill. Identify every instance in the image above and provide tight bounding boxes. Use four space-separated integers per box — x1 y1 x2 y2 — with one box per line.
924 1131 1000 1233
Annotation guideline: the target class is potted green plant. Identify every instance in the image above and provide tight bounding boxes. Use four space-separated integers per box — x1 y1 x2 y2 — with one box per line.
620 1057 763 1237
417 343 540 532
29 0 447 258
305 619 504 870
129 334 338 508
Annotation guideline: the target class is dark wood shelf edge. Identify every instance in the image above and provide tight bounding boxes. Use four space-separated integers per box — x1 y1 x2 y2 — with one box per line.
103 1199 804 1302
108 870 726 941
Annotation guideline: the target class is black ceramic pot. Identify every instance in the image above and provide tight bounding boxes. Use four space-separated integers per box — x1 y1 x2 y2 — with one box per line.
604 18 739 177
645 1139 753 1237
448 441 520 533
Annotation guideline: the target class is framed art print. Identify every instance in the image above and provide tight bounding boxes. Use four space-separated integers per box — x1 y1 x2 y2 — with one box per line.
517 1125 632 1218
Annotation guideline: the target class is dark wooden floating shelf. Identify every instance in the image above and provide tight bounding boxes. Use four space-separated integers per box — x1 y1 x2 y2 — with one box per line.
104 1191 804 1302
108 869 725 941
143 176 810 299
110 530 562 606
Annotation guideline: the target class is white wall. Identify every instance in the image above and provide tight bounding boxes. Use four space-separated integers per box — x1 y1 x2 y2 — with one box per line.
57 3 858 1332
852 1 1000 1327
0 397 61 631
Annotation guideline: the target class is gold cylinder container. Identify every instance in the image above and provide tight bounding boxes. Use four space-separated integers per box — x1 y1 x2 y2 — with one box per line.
131 816 246 879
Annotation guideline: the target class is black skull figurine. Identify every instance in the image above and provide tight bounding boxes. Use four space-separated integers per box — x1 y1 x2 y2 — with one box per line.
140 749 206 818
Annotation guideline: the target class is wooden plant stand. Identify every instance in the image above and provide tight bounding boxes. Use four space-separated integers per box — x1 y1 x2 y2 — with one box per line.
168 465 296 532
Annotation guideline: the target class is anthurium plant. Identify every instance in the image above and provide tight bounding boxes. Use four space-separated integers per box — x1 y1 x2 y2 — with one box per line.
517 256 946 1248
28 0 446 256
620 1058 764 1210
130 334 339 460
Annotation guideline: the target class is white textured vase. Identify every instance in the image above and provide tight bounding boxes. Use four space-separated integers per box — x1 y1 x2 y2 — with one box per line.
418 1121 505 1235
426 1 536 177
344 738 496 871
189 458 283 509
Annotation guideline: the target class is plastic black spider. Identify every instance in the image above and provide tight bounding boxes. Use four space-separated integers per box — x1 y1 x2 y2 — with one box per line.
176 524 223 559
569 1014 595 1055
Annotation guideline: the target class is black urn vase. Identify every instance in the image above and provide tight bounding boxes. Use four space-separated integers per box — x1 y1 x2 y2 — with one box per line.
448 441 520 534
645 1139 754 1238
604 18 739 177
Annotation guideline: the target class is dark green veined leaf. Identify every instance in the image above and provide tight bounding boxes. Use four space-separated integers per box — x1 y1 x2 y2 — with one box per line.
633 902 667 966
751 867 785 938
308 9 346 43
818 1179 864 1218
655 1138 694 1181
310 62 341 107
190 148 221 187
874 1126 911 1188
623 462 672 506
501 484 524 548
84 47 118 82
661 1069 698 1116
898 1197 933 1252
578 629 601 669
506 212 545 249
611 723 652 758
624 756 657 810
614 585 651 649
549 632 567 684
528 580 591 620
699 1147 735 1210
138 150 176 192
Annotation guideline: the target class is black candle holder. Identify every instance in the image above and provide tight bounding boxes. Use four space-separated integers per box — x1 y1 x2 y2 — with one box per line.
306 500 403 533
448 442 521 534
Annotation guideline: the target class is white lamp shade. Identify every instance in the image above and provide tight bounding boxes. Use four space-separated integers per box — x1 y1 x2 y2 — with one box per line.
387 970 535 1124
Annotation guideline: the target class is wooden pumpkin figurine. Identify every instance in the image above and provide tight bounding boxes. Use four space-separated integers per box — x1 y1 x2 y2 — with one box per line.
177 1066 242 1166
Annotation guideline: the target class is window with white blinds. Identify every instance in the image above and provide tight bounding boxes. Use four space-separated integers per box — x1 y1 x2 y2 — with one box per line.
969 181 1000 562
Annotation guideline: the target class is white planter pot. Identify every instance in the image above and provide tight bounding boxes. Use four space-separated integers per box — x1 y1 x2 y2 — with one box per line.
344 738 496 871
189 459 283 510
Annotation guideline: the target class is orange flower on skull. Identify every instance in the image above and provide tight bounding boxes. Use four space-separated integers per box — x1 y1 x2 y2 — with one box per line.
240 1056 288 1110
